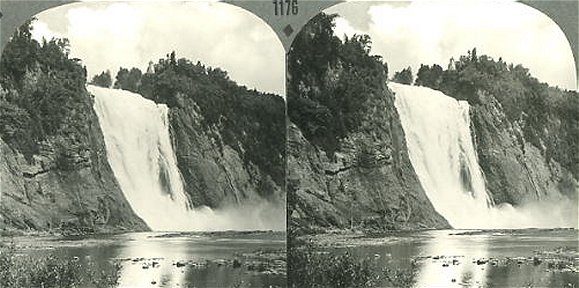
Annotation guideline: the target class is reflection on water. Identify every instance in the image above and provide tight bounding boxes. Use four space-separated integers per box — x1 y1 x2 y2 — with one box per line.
328 229 577 288
8 232 286 288
415 230 489 287
416 231 488 287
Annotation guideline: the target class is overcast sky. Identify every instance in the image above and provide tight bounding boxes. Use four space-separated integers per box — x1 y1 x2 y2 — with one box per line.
31 1 285 96
327 0 577 91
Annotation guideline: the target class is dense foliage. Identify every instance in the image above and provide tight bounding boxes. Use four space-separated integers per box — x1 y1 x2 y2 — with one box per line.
113 52 285 184
113 67 142 93
392 67 413 85
0 242 120 288
0 19 90 161
288 13 388 155
90 70 112 88
415 49 579 177
288 247 416 288
415 64 443 88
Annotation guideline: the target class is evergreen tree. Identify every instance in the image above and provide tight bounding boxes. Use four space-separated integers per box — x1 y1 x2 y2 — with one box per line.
392 67 413 85
114 67 142 93
415 64 443 88
90 70 112 88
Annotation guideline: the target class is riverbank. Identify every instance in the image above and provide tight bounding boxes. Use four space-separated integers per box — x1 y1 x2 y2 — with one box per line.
1 230 286 287
289 228 578 287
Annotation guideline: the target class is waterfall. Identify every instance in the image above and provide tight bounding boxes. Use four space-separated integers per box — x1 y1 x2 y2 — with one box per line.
90 85 199 231
89 85 282 231
390 82 573 229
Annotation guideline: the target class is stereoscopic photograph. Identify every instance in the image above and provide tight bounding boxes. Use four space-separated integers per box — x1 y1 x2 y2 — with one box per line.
287 1 578 287
0 0 577 287
0 1 286 287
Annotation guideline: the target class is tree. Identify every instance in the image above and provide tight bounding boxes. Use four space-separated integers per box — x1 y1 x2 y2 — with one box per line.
392 67 413 85
90 70 112 88
415 64 443 88
114 67 142 93
0 18 40 82
287 12 387 156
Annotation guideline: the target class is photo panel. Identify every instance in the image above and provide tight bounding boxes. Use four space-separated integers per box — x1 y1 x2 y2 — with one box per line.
0 0 577 287
0 1 286 287
287 1 578 287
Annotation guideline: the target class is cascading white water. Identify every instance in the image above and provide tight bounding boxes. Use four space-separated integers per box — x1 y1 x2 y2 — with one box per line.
89 85 283 231
390 82 573 229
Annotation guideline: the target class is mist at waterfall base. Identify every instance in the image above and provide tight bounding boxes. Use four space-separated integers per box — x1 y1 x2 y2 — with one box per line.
390 82 576 229
89 85 284 231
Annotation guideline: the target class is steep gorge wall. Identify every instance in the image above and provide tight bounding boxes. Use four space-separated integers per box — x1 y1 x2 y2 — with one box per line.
470 91 578 206
135 55 287 219
0 77 147 233
288 82 450 233
0 25 147 232
415 52 578 218
169 102 285 210
287 13 449 234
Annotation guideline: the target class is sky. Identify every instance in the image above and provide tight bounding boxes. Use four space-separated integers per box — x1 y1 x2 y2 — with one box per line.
25 0 577 93
326 0 577 91
30 1 285 96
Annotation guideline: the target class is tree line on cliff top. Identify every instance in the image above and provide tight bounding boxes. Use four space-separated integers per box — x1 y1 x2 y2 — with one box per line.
0 18 89 162
414 48 579 178
91 50 286 184
1 18 285 184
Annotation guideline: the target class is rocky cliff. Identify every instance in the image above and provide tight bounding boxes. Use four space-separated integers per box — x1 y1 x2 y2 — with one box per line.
288 85 450 234
416 50 578 212
0 113 147 233
470 91 578 206
287 13 449 234
0 22 147 233
130 53 286 218
169 100 285 210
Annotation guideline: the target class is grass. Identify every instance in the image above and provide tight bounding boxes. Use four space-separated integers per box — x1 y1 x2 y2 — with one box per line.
0 241 121 288
288 246 416 288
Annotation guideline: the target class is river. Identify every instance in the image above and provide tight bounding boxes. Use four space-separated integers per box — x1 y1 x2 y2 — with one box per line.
303 228 577 287
2 231 286 287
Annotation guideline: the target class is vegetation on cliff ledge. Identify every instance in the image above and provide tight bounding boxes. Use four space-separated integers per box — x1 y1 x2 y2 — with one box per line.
0 18 89 163
415 49 579 179
288 13 388 156
92 52 286 188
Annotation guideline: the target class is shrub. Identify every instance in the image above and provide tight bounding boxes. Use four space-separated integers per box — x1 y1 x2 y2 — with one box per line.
288 246 417 288
0 242 121 288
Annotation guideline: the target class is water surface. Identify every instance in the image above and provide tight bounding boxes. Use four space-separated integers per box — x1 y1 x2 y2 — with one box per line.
310 229 577 287
4 231 286 287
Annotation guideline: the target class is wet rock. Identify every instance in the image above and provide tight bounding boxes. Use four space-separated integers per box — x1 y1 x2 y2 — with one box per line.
233 259 242 268
175 262 186 268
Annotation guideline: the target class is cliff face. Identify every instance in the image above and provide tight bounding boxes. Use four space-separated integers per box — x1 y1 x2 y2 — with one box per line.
414 51 578 217
169 101 285 210
288 83 450 233
0 76 147 233
470 91 578 205
130 54 286 214
0 25 147 233
287 13 449 233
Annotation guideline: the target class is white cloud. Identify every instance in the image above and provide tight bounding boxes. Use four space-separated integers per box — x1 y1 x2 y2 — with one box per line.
31 20 65 43
32 2 284 96
327 0 577 90
333 17 364 41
